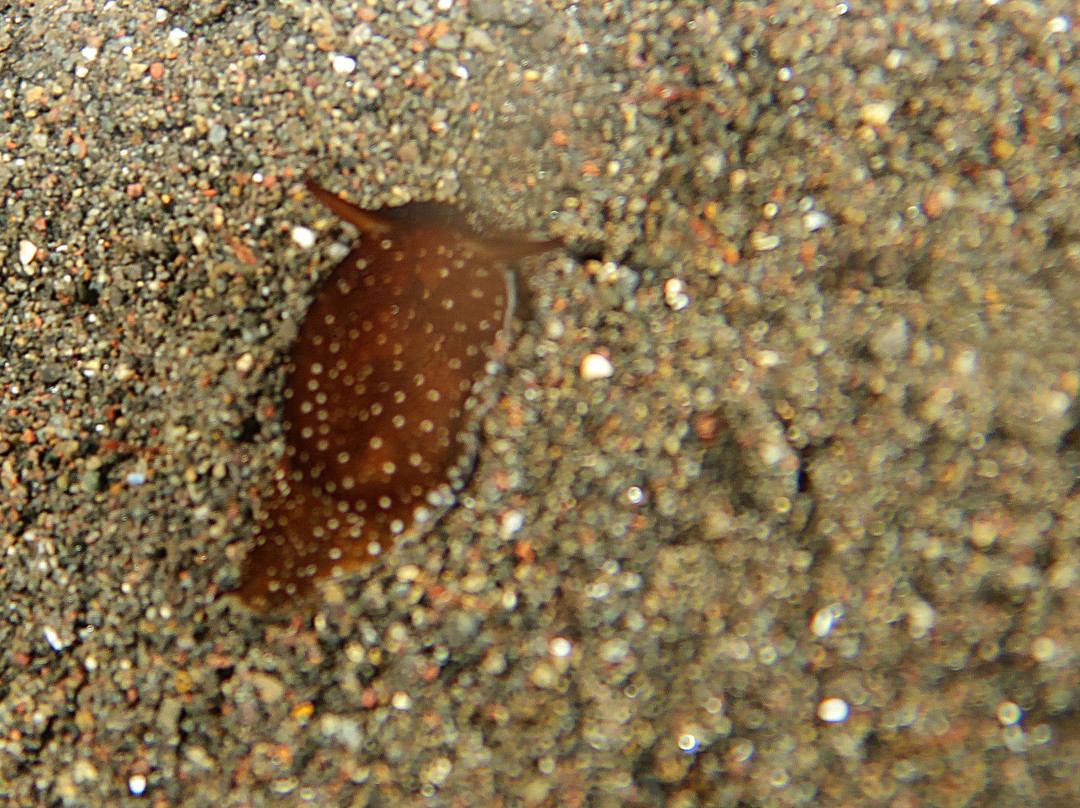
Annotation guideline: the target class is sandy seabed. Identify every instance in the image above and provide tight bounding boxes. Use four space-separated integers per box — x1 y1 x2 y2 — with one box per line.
0 1 1079 806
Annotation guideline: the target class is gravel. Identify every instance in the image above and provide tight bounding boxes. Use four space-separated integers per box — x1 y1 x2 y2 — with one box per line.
1 0 1079 806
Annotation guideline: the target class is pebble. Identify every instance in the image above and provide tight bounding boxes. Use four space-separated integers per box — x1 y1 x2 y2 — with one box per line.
464 28 496 53
579 353 614 381
677 733 699 752
434 33 461 51
290 226 316 250
1047 16 1070 34
755 350 781 369
207 123 228 147
663 278 690 311
549 637 573 658
750 231 780 252
817 698 850 723
73 760 99 784
128 774 147 796
599 638 630 664
811 604 842 638
859 101 896 126
869 317 910 360
802 210 830 232
499 509 525 538
996 701 1022 726
235 352 255 375
350 23 373 47
43 625 65 651
18 239 36 267
331 54 356 74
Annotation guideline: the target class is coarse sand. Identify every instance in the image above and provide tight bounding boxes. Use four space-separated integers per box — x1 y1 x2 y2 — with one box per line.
1 1 1079 806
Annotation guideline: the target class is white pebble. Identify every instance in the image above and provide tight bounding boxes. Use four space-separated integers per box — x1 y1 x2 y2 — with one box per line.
167 26 188 46
677 732 699 752
996 701 1022 726
499 509 525 538
859 101 895 126
18 239 37 267
750 231 780 252
291 226 316 250
579 353 614 381
391 691 413 711
907 599 935 638
43 625 65 651
1047 16 1069 34
1043 390 1070 417
235 352 255 375
128 774 147 796
802 210 830 232
80 45 99 62
549 637 573 658
664 278 690 311
950 348 978 376
332 54 357 74
817 697 849 723
755 350 781 369
810 604 841 637
758 438 787 466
